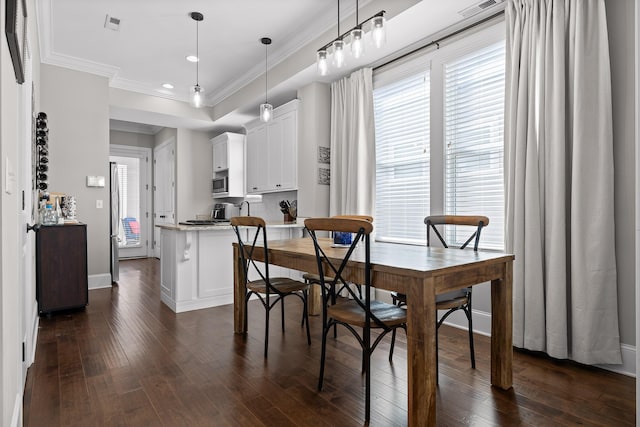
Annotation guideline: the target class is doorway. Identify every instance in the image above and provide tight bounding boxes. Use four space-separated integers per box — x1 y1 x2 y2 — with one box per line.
109 145 152 258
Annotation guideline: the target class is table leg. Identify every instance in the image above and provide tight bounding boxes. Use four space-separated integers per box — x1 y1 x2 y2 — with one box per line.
233 245 247 334
308 283 322 316
491 260 513 389
406 277 437 426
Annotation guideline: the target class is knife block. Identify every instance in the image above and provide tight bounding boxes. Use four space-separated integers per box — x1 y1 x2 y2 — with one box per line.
284 213 294 223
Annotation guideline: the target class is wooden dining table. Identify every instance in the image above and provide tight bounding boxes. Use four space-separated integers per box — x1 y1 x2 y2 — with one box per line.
232 237 514 426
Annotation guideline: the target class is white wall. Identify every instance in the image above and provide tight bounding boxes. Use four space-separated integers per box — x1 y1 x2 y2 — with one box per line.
175 128 214 222
297 82 331 218
606 0 636 349
40 65 110 282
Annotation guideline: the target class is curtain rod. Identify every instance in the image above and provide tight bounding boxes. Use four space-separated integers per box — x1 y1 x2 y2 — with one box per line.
373 9 506 71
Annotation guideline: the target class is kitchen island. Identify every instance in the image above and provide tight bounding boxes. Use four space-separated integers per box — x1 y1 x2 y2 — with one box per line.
157 221 304 313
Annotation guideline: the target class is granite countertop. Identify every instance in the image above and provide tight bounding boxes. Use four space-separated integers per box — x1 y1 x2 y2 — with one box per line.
157 220 305 232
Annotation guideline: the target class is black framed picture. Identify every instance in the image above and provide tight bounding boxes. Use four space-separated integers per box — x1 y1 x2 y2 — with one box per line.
5 0 26 84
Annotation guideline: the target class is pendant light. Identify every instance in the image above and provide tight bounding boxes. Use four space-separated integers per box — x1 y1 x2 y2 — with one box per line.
190 12 204 108
260 37 273 123
350 0 364 59
332 0 345 68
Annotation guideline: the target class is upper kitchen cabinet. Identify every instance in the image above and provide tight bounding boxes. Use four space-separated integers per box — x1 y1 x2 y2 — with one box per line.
245 100 299 194
211 132 245 198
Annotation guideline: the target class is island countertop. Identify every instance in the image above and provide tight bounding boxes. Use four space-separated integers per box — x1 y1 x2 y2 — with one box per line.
157 221 305 231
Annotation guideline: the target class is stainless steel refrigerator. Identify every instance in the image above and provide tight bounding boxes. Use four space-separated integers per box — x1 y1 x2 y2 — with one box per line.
110 162 119 282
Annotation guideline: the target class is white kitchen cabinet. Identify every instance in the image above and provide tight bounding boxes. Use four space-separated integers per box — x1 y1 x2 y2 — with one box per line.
211 132 245 198
213 138 228 171
245 100 299 194
245 123 267 194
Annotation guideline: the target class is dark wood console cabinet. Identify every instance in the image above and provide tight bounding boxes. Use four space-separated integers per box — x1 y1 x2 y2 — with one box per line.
36 223 88 314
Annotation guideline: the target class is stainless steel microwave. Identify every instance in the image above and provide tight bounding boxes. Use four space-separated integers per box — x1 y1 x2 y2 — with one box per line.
212 176 228 194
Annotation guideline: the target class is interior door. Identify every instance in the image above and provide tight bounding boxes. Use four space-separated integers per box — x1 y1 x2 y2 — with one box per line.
153 138 175 258
109 145 152 258
19 38 36 388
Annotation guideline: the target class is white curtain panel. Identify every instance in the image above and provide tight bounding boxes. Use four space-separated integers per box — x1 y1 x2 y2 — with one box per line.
505 0 621 364
329 68 375 217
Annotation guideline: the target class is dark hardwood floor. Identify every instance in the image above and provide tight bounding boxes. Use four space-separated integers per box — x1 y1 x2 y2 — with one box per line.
23 258 635 426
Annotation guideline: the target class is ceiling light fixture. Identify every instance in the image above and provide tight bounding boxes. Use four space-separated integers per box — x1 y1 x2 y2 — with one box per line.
189 12 204 108
162 83 174 89
259 37 273 122
316 0 386 75
186 55 199 63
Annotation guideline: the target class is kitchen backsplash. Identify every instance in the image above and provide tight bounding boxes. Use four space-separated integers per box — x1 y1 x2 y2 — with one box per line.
248 191 297 221
203 190 298 222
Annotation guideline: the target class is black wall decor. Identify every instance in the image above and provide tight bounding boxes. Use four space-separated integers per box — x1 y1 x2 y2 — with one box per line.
5 0 26 84
35 112 48 200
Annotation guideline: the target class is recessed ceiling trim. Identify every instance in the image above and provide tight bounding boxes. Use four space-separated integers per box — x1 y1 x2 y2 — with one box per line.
110 77 197 105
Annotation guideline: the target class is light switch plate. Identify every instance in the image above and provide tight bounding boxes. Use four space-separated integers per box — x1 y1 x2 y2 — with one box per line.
96 199 103 209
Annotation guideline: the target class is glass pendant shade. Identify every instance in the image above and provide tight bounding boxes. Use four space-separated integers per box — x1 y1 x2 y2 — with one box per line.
317 50 329 76
372 15 386 48
332 39 345 68
350 28 364 58
260 103 273 122
190 84 204 108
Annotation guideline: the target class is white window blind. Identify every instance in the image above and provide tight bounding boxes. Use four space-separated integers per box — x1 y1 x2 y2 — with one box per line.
374 71 430 244
444 41 505 250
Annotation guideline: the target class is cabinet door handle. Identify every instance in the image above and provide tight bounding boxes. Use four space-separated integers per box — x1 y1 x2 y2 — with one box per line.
26 223 40 233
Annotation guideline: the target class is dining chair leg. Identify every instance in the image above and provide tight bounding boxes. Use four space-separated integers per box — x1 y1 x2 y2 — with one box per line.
281 298 286 333
364 330 371 423
465 303 476 369
435 324 439 383
303 291 311 345
264 303 270 358
318 324 330 391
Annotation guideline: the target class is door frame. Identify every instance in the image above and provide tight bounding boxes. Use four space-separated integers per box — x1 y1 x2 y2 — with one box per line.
109 144 152 258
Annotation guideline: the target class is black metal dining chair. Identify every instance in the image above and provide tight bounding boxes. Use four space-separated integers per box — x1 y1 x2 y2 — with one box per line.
389 215 489 372
304 217 406 424
231 216 311 358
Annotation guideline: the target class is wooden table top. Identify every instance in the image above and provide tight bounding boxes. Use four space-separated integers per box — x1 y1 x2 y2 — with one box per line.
259 237 514 276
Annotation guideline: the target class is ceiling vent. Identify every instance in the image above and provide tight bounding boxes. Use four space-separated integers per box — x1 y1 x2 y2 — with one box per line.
458 0 504 18
104 15 121 31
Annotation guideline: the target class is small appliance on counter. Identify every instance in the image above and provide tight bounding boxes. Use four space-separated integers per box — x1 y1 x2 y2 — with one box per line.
212 203 239 220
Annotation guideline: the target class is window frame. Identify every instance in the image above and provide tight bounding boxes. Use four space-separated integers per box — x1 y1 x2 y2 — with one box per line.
373 22 506 250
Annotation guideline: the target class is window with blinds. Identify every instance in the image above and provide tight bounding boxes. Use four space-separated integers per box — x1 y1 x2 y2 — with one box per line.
373 24 505 249
444 41 505 250
373 71 430 244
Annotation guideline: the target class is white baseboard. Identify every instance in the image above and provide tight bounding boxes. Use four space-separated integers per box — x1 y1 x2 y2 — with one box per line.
29 304 39 365
161 292 234 313
88 273 112 290
375 289 636 377
443 308 636 378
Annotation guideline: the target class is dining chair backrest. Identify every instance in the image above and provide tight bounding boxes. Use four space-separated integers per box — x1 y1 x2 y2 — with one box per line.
230 216 275 292
425 215 489 251
305 218 388 327
332 214 374 223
